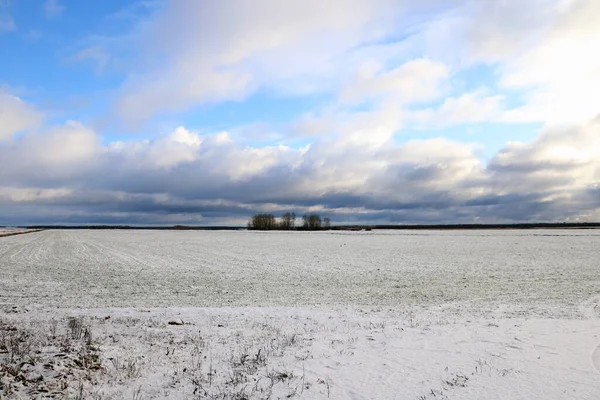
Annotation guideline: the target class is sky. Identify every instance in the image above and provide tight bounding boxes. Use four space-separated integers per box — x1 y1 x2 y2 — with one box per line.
0 0 599 226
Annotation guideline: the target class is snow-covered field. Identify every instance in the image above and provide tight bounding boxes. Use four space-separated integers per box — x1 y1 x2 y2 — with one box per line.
1 229 599 399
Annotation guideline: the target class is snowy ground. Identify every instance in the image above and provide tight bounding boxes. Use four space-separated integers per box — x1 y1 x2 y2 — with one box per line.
1 230 600 399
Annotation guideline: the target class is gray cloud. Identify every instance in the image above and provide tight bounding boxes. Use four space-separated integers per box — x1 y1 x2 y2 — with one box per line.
0 118 599 225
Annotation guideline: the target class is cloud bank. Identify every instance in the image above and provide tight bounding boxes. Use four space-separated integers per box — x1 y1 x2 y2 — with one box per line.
1 109 598 225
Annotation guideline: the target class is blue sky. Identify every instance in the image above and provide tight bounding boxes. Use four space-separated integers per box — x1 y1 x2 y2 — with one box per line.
0 0 599 225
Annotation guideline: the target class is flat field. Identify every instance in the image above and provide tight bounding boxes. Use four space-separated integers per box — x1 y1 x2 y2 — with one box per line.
1 230 599 399
1 229 599 311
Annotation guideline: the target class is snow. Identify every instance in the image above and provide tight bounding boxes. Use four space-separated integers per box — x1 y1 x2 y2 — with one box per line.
1 229 600 399
1 229 599 313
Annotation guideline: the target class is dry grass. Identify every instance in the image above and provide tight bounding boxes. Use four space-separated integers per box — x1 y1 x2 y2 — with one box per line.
1 314 330 399
0 316 101 399
0 229 44 239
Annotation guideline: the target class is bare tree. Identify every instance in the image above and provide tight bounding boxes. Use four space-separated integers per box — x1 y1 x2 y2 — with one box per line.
248 214 278 230
308 214 322 230
249 212 326 231
281 212 291 230
302 214 310 229
281 212 297 230
324 217 331 229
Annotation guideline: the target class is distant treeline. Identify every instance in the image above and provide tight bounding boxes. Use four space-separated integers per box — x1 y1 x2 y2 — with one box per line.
13 222 600 230
247 213 331 230
334 222 600 230
21 225 243 230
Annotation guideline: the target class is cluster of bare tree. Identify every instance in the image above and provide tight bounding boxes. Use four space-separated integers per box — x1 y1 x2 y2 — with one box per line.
248 213 331 230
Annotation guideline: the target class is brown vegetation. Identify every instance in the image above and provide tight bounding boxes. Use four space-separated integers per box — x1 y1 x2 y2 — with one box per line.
0 229 44 238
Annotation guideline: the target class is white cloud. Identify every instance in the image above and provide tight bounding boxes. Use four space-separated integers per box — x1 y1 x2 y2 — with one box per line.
107 126 202 169
460 0 556 64
0 90 43 140
5 121 99 167
44 0 64 19
35 0 599 132
290 59 452 146
498 1 600 124
411 90 505 126
70 46 110 74
380 0 600 126
113 0 443 124
292 100 406 147
103 0 599 129
0 13 15 32
455 0 600 125
340 59 449 104
26 29 42 41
